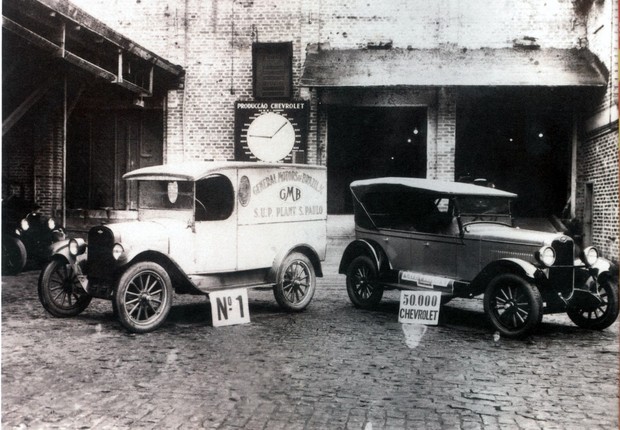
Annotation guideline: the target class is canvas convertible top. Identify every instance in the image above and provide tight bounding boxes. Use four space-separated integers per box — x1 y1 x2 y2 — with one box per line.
350 177 517 199
123 161 325 182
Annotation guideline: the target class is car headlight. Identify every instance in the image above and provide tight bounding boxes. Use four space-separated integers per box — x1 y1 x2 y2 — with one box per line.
581 246 599 267
536 246 556 267
15 229 21 236
112 244 124 260
20 218 29 231
48 218 56 230
69 239 79 256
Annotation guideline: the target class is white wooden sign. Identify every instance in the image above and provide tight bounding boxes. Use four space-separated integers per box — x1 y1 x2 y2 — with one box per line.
398 291 442 325
209 288 251 327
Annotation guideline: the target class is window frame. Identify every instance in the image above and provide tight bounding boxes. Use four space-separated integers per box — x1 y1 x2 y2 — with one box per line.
252 42 293 100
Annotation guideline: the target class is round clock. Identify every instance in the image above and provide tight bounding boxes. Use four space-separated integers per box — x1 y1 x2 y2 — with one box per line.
246 112 296 162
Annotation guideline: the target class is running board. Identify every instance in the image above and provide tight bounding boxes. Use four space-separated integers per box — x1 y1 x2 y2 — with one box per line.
188 268 271 294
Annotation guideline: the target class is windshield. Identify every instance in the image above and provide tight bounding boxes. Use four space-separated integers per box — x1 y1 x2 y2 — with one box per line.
456 196 512 224
138 180 194 210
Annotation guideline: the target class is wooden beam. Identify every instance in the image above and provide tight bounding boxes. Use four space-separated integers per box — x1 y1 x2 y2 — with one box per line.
2 76 56 136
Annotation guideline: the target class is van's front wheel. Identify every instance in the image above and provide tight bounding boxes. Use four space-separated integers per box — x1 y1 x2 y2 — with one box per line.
274 252 316 312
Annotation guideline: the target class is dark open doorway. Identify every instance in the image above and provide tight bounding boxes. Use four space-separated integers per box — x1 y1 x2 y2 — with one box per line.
456 88 573 218
327 106 427 214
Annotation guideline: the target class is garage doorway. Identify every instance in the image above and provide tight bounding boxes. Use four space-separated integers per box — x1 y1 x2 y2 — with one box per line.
327 107 427 214
456 88 572 218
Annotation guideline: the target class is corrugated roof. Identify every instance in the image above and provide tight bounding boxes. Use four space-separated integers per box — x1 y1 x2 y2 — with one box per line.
350 177 518 198
300 48 606 87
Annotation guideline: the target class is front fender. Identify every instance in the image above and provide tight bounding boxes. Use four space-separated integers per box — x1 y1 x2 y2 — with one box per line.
50 238 87 263
469 258 544 297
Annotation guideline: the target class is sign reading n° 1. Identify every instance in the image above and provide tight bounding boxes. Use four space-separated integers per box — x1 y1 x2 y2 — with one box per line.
234 101 309 163
209 288 251 327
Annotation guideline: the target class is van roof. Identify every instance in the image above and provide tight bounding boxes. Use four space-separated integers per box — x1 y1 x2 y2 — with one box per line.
123 161 326 181
351 177 517 198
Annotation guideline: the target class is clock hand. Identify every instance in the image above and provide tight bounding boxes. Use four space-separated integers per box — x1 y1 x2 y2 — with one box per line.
270 120 288 137
247 134 272 138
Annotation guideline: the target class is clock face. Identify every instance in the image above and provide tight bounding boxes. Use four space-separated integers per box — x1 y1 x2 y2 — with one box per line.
246 112 296 162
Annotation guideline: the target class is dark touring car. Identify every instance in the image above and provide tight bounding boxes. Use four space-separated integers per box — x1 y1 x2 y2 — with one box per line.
339 177 618 338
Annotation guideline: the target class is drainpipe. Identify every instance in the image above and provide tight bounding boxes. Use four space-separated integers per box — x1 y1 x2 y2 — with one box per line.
570 111 577 219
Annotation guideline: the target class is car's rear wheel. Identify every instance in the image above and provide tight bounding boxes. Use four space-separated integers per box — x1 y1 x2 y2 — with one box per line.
274 252 316 311
115 262 173 333
38 258 92 317
2 236 27 276
346 256 384 309
567 277 619 330
483 273 542 338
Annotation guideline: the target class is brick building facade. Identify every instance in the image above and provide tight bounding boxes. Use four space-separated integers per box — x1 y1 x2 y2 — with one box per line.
5 0 618 261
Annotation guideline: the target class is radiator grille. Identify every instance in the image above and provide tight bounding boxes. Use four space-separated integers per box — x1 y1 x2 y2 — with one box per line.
86 226 115 279
552 238 573 265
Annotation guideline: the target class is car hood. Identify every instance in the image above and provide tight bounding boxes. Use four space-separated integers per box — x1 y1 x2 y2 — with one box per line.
464 223 570 246
103 218 187 245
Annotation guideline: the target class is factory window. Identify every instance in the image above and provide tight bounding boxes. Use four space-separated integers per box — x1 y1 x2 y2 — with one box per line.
253 42 293 99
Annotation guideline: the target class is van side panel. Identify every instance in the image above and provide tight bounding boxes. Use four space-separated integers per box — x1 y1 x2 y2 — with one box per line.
236 166 327 270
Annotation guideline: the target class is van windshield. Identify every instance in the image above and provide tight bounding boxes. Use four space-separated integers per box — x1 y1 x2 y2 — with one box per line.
138 180 194 210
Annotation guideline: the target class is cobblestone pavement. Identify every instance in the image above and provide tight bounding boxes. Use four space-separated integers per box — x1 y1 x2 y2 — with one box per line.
2 239 618 429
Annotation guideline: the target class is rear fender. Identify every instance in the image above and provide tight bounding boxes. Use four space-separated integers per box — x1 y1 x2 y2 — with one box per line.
267 244 324 284
469 258 543 297
338 239 389 274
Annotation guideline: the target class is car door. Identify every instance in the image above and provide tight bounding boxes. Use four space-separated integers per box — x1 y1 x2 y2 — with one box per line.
193 174 238 273
408 197 458 278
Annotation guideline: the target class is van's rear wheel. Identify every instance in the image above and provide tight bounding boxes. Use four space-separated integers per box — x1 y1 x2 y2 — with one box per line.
274 252 316 312
484 274 542 338
115 262 173 333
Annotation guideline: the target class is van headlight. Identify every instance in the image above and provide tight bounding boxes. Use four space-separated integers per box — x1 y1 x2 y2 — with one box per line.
20 219 29 231
536 246 556 267
112 244 124 260
580 246 599 267
69 239 79 256
47 218 56 230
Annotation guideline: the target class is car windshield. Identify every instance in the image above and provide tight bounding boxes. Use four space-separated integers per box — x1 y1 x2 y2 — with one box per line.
138 180 194 210
457 196 512 224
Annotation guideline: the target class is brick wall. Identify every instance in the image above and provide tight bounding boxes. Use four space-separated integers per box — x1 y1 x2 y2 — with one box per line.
70 0 588 166
575 0 618 264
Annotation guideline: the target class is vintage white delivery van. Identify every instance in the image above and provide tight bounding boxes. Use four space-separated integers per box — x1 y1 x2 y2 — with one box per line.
38 162 327 333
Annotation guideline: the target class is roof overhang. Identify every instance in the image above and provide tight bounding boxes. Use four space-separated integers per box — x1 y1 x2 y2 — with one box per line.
2 0 184 97
300 47 607 88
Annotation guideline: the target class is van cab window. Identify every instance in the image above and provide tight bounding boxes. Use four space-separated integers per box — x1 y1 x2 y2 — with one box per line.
195 175 234 221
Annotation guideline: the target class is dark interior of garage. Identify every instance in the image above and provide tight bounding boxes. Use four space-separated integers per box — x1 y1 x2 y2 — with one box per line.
327 107 427 214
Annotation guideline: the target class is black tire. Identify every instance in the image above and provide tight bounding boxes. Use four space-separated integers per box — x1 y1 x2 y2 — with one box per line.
273 252 316 311
346 256 384 309
2 236 27 276
115 262 173 333
483 273 543 338
567 277 619 330
38 258 92 317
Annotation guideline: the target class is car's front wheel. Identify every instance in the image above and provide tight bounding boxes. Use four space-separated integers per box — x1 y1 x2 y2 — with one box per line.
38 258 92 317
115 262 173 333
567 277 619 330
346 256 384 309
274 252 316 311
483 273 543 338
2 236 27 276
